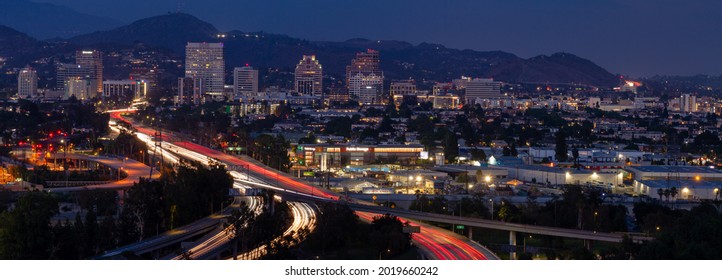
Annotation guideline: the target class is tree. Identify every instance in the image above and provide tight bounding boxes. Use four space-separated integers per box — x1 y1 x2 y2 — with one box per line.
657 188 664 201
470 148 487 161
0 191 58 259
555 131 568 162
443 129 459 163
669 187 678 201
120 178 164 243
369 214 411 259
324 117 353 138
227 202 256 260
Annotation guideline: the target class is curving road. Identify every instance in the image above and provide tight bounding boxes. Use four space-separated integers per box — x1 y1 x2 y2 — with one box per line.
109 110 494 260
356 211 489 260
170 196 264 260
44 153 159 193
228 202 317 260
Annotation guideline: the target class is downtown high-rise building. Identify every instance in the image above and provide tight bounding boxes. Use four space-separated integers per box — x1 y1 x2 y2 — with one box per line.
464 78 502 104
103 80 148 100
56 63 92 91
233 66 258 100
680 94 698 112
76 50 103 95
294 55 323 96
17 66 37 99
390 79 417 106
346 49 384 104
64 78 95 100
185 42 225 97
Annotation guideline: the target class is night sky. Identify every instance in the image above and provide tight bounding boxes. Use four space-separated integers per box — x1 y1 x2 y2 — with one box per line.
38 0 722 78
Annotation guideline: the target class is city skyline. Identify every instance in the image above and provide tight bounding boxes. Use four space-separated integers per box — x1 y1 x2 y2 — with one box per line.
3 0 722 266
11 0 722 78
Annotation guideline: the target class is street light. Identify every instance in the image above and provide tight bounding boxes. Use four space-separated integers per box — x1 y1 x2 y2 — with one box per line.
488 198 494 220
523 235 532 253
379 249 391 260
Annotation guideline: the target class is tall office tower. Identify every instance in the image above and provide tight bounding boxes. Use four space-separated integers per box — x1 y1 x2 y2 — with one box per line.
177 77 202 105
130 65 158 95
464 78 502 104
103 80 148 100
294 55 323 96
346 49 384 104
17 66 37 99
233 66 258 100
56 63 92 90
185 42 225 97
64 78 95 100
681 94 698 112
76 50 103 94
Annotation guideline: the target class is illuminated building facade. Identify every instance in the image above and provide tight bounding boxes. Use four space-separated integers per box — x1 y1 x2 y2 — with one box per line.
233 66 259 100
294 55 323 96
185 42 225 97
294 144 425 167
17 66 37 99
346 49 384 104
76 50 103 94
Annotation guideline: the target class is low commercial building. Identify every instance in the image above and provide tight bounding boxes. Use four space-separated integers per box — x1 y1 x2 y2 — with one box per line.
433 165 509 183
625 166 722 181
498 164 623 187
294 144 425 168
634 180 722 200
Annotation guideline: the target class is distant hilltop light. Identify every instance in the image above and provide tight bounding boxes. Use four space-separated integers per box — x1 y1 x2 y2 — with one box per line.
625 80 642 87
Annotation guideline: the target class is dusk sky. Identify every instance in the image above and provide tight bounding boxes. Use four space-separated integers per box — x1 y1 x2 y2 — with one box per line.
38 0 722 78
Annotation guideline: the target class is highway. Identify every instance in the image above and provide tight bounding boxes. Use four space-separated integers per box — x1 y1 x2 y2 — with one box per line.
349 204 653 243
108 110 498 260
169 196 264 260
43 153 159 192
356 211 491 260
96 196 248 259
228 202 317 260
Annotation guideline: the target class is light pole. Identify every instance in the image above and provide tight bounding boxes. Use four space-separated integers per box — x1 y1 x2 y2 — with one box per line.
489 198 494 220
524 235 532 253
379 249 390 260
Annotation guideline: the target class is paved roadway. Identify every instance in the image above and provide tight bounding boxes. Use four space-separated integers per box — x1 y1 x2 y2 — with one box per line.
169 196 265 260
109 110 500 260
96 196 247 259
226 202 317 260
20 153 159 193
356 212 491 260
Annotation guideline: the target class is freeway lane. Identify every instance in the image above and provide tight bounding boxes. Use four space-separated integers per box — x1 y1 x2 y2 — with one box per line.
170 196 264 260
174 142 337 199
228 202 317 260
108 111 494 260
356 212 490 260
350 204 653 243
44 154 159 192
96 196 248 259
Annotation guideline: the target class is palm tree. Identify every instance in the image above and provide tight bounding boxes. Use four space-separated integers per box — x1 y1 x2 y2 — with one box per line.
663 189 671 202
657 188 665 201
669 187 678 201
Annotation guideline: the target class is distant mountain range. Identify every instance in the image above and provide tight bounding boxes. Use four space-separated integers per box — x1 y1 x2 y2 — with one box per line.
0 0 124 39
0 12 620 87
